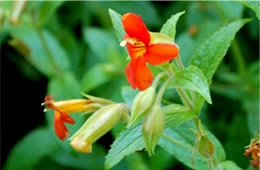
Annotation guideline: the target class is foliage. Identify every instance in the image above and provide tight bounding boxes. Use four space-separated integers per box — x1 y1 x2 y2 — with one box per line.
1 1 259 170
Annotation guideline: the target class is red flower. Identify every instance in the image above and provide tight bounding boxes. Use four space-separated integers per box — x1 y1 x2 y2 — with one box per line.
244 139 260 168
44 95 94 140
121 13 179 91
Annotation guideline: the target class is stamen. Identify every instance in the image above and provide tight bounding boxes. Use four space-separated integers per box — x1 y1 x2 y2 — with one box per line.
41 102 45 106
43 108 48 112
120 38 136 47
120 39 128 47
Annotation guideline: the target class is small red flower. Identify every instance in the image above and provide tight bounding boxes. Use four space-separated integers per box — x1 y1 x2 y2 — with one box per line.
244 139 260 168
121 13 179 91
44 95 94 140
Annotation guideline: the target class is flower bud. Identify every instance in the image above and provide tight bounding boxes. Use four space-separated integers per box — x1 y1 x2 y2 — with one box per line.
127 87 156 128
70 104 129 153
197 135 215 158
142 104 165 156
81 93 114 106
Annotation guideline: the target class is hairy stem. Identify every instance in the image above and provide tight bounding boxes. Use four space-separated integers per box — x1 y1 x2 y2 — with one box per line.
176 88 194 110
176 56 185 70
155 77 172 105
152 72 167 88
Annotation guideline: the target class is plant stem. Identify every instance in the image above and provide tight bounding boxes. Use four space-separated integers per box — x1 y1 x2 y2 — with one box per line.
176 56 185 70
174 56 196 104
193 117 201 132
231 38 247 77
176 88 194 110
152 72 167 88
168 63 195 110
155 77 172 105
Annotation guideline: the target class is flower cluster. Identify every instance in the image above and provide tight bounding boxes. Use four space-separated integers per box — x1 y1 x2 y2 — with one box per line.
43 12 180 155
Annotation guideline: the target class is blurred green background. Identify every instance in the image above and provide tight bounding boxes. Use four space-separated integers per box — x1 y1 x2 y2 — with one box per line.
1 1 259 170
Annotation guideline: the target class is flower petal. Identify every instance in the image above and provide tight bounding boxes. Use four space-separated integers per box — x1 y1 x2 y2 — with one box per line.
61 113 75 124
54 111 69 140
145 43 179 65
122 13 150 45
125 57 153 91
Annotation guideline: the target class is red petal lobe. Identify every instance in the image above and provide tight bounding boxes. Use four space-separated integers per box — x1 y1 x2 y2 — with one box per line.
61 114 75 124
122 13 150 45
54 111 69 140
125 60 137 89
125 57 153 91
146 43 179 65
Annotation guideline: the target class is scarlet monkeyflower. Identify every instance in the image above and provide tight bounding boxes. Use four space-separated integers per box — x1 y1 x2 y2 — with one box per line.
121 13 179 91
43 95 94 140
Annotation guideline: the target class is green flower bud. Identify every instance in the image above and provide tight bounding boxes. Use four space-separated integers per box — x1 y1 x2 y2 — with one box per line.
81 92 114 105
70 103 129 153
127 87 156 128
197 135 215 158
142 104 165 156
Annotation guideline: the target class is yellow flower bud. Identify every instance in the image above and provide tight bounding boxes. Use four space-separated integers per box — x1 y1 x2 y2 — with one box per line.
127 87 156 128
142 104 165 156
70 104 129 153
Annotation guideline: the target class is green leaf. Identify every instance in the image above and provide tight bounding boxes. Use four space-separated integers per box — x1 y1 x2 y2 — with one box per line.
9 25 70 77
51 145 106 170
221 161 243 170
190 18 251 83
160 11 185 40
84 28 115 61
4 128 60 170
81 63 120 93
213 1 244 21
83 28 126 66
109 9 125 42
121 86 139 106
38 1 64 26
240 1 260 19
168 65 212 104
159 121 226 170
163 104 196 127
125 153 148 170
86 2 160 28
105 124 145 169
148 148 176 170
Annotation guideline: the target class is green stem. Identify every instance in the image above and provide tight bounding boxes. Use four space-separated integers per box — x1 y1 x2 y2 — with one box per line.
176 88 194 110
162 99 172 105
174 56 196 104
152 72 167 88
176 56 185 70
231 38 247 77
155 77 172 105
168 63 195 110
193 117 201 132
